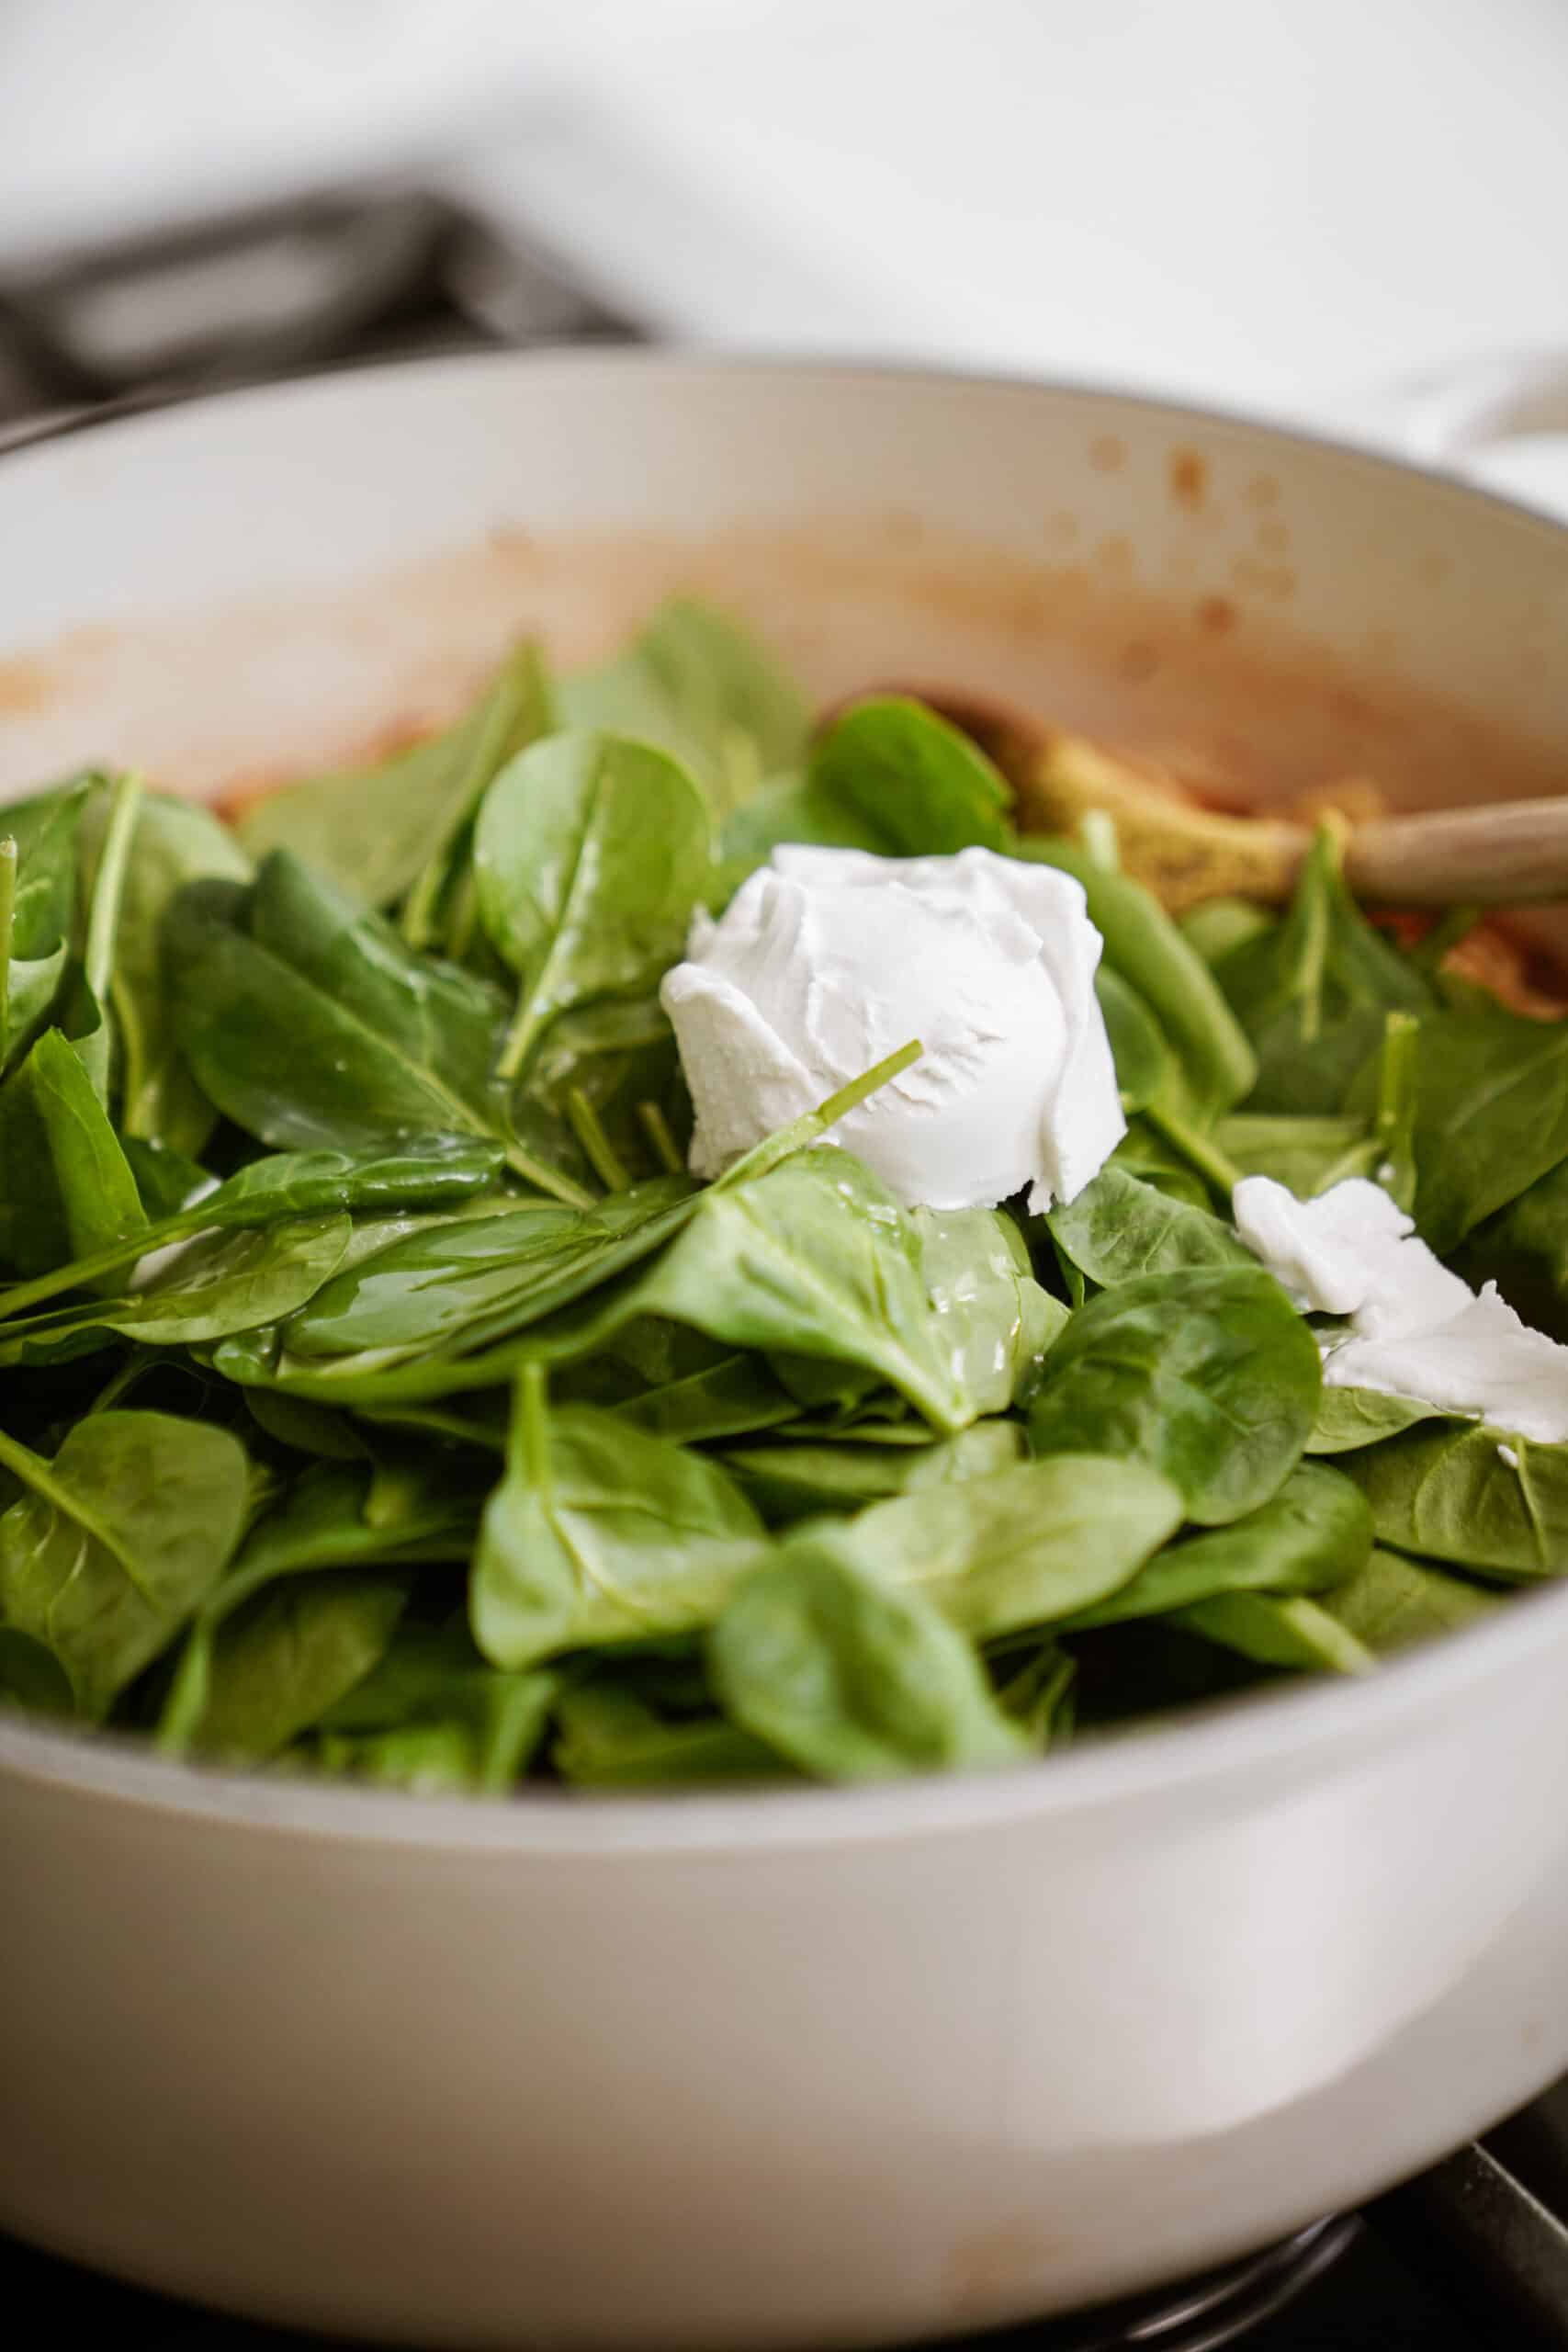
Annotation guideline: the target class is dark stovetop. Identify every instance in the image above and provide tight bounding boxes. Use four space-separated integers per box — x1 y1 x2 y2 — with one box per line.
2 181 1566 2352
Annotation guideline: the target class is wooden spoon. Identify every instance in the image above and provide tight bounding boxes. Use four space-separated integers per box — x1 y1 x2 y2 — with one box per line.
840 683 1568 911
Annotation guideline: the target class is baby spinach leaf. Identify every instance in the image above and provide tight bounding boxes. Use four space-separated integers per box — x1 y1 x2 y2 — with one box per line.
0 1410 250 1717
316 1695 557 1793
1045 1163 1249 1290
708 1543 1029 1781
524 995 682 1176
0 1216 354 1364
124 1136 210 1221
1408 1007 1568 1254
152 1454 484 1751
720 1420 1022 1525
246 1391 367 1461
1306 1385 1446 1454
1109 1118 1213 1209
1338 1421 1568 1577
1325 1546 1503 1654
720 697 1012 874
2 786 89 1073
1213 1112 1378 1199
0 1624 75 1715
91 789 251 1156
474 729 711 1080
1064 1462 1372 1628
1015 838 1256 1115
1097 967 1170 1113
239 645 552 911
990 1634 1077 1749
614 1351 800 1444
552 1676 785 1787
184 1569 411 1759
471 1374 766 1668
1212 829 1432 1114
0 1025 147 1279
915 1205 1064 1414
561 598 809 810
285 1177 696 1363
1027 1266 1320 1524
165 854 590 1204
110 1216 355 1345
626 1148 970 1433
1175 1591 1374 1674
840 1452 1183 1639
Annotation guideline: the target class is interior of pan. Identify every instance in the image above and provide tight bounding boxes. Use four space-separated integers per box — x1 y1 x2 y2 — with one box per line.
4 347 1568 1842
2 350 1567 823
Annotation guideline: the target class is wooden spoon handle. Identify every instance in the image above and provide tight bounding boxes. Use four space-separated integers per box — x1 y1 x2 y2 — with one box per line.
1346 798 1568 907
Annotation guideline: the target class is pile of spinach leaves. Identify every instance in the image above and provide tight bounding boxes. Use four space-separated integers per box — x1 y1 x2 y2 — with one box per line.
0 601 1551 1792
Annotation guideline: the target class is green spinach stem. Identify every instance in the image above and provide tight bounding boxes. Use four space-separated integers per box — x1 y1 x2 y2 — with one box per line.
1145 1102 1244 1200
637 1099 683 1175
514 1364 551 1492
716 1039 924 1192
565 1088 631 1192
500 1136 595 1208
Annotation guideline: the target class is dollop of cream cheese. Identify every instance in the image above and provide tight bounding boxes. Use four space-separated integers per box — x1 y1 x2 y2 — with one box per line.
1234 1173 1568 1442
659 843 1125 1212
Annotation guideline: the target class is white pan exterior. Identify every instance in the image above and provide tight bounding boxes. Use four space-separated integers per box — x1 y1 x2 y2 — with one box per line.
2 355 1568 2346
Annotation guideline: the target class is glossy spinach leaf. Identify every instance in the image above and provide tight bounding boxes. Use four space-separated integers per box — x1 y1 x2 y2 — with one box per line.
315 1654 558 1793
1213 1112 1378 1199
2 782 90 1071
626 1148 970 1433
1097 966 1170 1113
474 729 711 1079
614 1351 800 1444
92 789 251 1155
720 1420 1022 1525
1109 1118 1213 1209
1306 1385 1446 1454
552 1675 785 1787
841 1451 1183 1639
1064 1462 1371 1628
0 1215 353 1365
1407 1007 1568 1254
1325 1546 1503 1653
1045 1163 1249 1291
238 645 552 912
1175 1590 1373 1674
0 1024 147 1279
1212 829 1432 1114
1338 1421 1568 1577
720 697 1012 874
560 599 809 811
470 1374 766 1668
0 1410 250 1717
285 1177 696 1363
990 1634 1077 1749
1027 1266 1320 1524
0 1625 75 1715
184 1569 411 1759
165 853 589 1204
708 1543 1028 1781
915 1205 1064 1414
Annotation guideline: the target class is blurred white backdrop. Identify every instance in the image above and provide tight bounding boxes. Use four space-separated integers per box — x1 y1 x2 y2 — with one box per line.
3 1 1568 454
